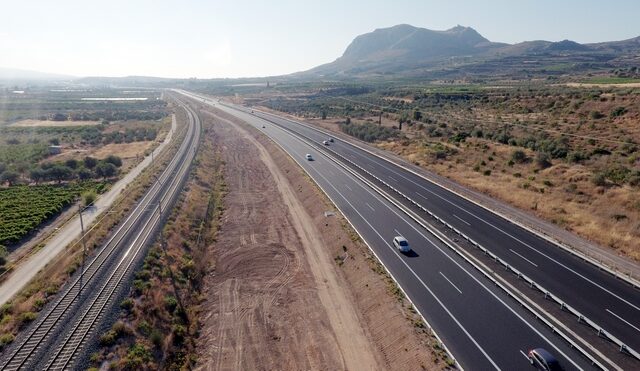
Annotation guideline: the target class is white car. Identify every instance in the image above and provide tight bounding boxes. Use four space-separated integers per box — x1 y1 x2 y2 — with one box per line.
305 153 313 161
322 140 329 145
392 236 410 253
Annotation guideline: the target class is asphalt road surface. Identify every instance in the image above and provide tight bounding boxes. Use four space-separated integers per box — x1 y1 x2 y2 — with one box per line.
180 92 600 371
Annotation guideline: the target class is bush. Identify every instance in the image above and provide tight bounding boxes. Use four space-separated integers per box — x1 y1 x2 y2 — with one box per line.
82 190 97 207
511 150 528 164
104 155 123 168
590 111 605 119
610 106 627 118
0 333 15 348
19 311 37 325
164 295 178 312
592 172 606 186
340 122 397 142
535 152 552 169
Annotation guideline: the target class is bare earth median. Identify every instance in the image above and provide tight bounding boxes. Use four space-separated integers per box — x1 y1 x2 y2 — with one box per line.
196 105 446 370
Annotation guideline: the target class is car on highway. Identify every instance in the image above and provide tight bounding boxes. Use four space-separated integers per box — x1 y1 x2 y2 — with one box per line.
392 236 410 253
305 153 313 161
322 140 329 145
528 348 562 370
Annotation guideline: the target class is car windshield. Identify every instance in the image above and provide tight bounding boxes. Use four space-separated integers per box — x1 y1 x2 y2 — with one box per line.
399 240 408 246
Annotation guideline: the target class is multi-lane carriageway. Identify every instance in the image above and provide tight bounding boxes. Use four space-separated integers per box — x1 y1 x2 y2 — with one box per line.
178 90 640 370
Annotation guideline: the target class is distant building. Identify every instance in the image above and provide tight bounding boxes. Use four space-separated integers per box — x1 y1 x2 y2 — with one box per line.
49 145 62 155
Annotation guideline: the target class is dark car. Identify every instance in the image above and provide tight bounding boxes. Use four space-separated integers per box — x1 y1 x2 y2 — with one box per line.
528 348 562 370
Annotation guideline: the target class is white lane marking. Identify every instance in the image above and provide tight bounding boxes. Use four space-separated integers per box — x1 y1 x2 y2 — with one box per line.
365 202 375 211
388 175 398 182
440 272 463 294
452 214 471 226
606 309 640 333
347 148 639 310
311 175 501 370
344 184 353 191
415 192 429 200
519 350 530 361
509 249 538 267
215 104 580 370
315 156 583 371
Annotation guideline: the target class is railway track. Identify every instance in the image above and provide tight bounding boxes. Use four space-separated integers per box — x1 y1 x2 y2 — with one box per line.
0 96 201 370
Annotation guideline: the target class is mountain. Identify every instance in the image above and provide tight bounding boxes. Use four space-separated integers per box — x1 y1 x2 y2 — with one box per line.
0 67 75 81
302 24 640 79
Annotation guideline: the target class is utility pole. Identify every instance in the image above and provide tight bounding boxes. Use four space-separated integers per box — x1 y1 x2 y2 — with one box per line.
78 205 87 297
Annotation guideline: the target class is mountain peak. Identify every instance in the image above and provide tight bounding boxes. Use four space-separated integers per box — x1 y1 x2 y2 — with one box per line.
339 24 492 62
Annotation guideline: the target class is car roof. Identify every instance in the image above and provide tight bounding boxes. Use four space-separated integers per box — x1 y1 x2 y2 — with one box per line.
394 236 408 242
531 348 557 362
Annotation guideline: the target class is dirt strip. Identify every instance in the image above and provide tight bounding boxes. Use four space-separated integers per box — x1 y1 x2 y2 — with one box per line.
195 105 447 370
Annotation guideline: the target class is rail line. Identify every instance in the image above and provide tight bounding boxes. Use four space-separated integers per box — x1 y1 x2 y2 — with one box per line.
0 96 200 370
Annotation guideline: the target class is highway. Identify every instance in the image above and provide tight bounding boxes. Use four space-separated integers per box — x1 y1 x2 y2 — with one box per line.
206 96 640 364
178 91 600 370
0 95 200 370
214 97 640 363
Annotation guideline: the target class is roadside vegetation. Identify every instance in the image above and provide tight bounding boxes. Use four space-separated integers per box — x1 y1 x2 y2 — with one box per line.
90 118 225 369
224 79 640 260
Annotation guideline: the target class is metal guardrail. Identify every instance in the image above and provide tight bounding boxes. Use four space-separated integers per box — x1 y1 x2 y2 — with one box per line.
320 139 639 365
231 104 617 370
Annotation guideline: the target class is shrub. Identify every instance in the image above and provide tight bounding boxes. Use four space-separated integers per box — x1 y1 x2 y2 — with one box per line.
592 172 606 186
590 111 605 119
0 333 15 348
164 295 178 312
535 152 552 169
610 106 627 118
511 150 528 163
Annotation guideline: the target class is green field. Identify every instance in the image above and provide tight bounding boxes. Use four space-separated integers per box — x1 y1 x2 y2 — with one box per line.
0 182 105 246
581 77 640 84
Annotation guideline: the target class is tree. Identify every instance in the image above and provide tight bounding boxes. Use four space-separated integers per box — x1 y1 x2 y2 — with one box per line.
78 168 93 180
95 162 117 179
413 109 422 121
104 155 123 168
84 156 98 169
0 171 19 186
47 165 73 183
65 159 78 169
321 111 327 120
29 168 46 184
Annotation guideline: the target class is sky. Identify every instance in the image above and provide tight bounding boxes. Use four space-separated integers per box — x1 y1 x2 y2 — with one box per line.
1 0 639 78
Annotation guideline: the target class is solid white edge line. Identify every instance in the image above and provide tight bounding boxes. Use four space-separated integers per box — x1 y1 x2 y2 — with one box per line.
245 100 640 289
201 99 469 370
452 214 471 226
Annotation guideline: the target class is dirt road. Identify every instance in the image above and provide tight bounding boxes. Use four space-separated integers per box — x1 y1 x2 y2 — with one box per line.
196 105 445 370
196 112 382 370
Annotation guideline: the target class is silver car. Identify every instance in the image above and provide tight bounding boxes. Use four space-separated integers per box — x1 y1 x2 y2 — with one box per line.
392 236 410 253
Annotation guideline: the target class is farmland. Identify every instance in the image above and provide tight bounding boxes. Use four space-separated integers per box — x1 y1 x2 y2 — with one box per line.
0 182 105 247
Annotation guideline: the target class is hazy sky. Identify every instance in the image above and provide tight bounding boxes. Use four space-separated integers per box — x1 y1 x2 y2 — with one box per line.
1 0 639 78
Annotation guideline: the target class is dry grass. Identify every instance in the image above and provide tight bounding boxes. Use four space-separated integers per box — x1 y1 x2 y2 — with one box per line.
378 136 640 261
90 111 225 369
